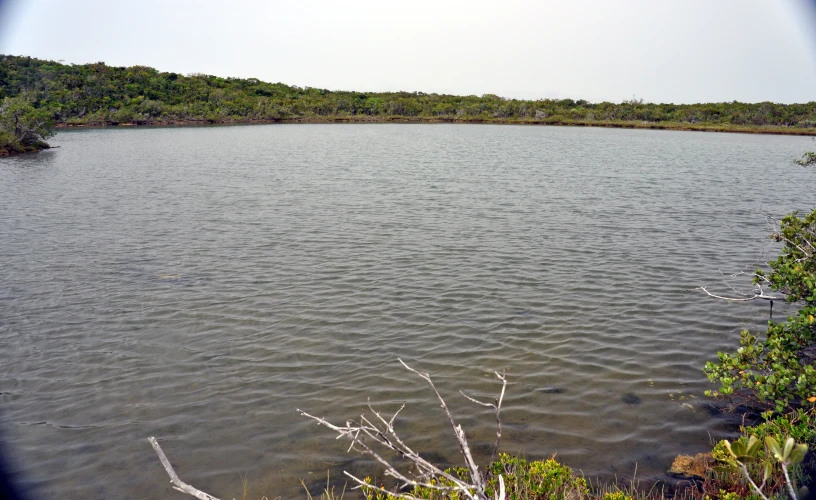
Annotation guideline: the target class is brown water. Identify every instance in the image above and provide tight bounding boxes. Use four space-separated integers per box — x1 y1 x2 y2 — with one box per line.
1 124 814 499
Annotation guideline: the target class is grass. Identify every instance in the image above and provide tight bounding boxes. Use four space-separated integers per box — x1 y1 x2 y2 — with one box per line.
301 472 347 500
238 456 718 500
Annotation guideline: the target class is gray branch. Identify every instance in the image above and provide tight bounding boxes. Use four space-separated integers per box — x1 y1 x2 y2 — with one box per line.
148 437 222 500
697 286 782 302
299 359 508 500
460 371 506 464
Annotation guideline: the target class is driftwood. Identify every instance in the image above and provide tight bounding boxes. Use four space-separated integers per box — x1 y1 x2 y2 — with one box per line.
299 359 507 500
148 437 221 500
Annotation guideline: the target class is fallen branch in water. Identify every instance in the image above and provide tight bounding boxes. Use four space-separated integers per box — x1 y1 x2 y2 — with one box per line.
298 358 506 500
698 285 782 302
460 371 506 466
148 436 221 500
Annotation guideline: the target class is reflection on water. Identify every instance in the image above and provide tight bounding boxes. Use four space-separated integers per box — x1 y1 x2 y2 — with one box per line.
1 124 813 498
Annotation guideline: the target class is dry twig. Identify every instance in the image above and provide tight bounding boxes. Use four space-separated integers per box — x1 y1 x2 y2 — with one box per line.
298 359 507 500
460 371 506 465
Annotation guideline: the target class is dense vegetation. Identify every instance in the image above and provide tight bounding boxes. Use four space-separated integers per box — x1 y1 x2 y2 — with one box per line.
2 54 816 135
704 154 816 416
0 94 54 155
694 154 816 499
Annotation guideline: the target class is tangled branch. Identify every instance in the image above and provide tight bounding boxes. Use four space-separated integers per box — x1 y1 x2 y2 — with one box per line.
299 359 507 500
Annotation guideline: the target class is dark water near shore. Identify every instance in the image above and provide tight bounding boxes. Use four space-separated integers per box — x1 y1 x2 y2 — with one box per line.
1 124 814 499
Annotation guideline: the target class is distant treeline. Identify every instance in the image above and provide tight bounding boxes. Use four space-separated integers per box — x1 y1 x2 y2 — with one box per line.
2 54 816 133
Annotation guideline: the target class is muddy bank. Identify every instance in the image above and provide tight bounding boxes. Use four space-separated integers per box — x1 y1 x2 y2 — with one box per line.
53 116 816 136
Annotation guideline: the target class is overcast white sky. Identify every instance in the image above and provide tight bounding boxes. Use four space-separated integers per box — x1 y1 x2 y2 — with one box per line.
1 0 815 103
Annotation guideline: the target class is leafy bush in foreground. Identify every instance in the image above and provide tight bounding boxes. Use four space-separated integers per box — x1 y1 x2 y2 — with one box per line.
698 153 816 499
704 156 816 414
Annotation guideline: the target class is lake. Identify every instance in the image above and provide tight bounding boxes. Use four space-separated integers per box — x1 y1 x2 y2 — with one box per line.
1 124 814 499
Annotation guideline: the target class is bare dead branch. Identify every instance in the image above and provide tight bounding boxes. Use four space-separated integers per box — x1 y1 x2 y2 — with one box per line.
299 360 508 500
718 269 757 298
148 437 221 500
397 359 487 494
698 286 782 302
460 371 506 464
298 408 476 498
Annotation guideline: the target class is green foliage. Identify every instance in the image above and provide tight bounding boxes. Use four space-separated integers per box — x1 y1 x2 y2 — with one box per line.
0 129 16 151
743 410 816 446
486 454 588 500
741 411 816 493
707 490 740 500
600 492 633 500
704 158 816 414
714 440 735 463
794 152 816 167
703 310 816 413
360 454 588 500
2 54 816 131
715 435 808 500
757 210 816 305
702 156 816 498
0 94 53 154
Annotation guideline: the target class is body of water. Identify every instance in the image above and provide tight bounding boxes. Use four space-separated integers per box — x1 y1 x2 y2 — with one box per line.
1 124 814 498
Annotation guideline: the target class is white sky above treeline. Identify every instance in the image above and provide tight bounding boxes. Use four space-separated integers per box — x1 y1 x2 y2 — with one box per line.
1 0 815 104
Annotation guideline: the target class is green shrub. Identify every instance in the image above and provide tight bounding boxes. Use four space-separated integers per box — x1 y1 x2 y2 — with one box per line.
713 440 734 464
0 95 53 153
701 154 816 499
704 157 816 414
360 454 588 500
743 411 816 446
486 454 588 500
600 492 633 500
707 490 740 500
0 129 21 154
704 309 816 413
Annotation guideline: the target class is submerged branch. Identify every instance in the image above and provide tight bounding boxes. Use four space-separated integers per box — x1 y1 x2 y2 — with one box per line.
460 370 506 464
148 437 221 500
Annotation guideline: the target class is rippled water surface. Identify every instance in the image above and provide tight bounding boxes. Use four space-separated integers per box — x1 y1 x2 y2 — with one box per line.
2 124 815 499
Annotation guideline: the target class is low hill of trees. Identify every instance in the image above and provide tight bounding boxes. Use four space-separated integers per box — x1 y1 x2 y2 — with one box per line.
2 54 815 134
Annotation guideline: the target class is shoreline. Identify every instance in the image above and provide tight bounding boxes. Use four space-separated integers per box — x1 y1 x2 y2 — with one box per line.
0 144 52 157
54 116 816 136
